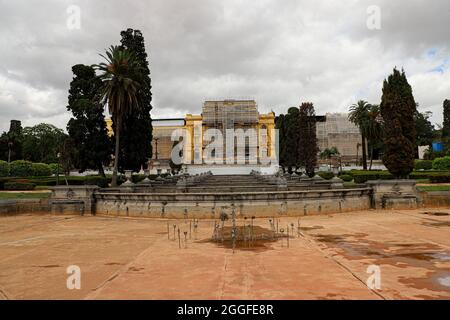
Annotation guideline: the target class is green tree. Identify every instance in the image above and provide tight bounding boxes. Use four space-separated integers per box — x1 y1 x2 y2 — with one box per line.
113 28 153 172
348 100 370 170
380 68 417 178
414 109 435 150
320 147 340 170
0 120 23 162
443 99 450 149
284 107 300 173
365 105 383 170
275 114 287 171
67 64 111 177
95 46 143 187
298 102 319 177
22 123 67 163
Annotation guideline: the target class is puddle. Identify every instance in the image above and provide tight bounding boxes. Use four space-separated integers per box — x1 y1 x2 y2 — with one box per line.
437 276 450 288
299 226 324 231
207 226 283 251
33 264 61 268
421 211 449 216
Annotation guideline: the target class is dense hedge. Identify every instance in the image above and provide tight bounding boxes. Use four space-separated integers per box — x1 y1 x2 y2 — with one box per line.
10 160 34 177
414 160 433 170
339 174 353 182
432 156 450 171
0 160 9 177
317 171 334 180
32 163 52 177
49 163 59 175
4 181 36 190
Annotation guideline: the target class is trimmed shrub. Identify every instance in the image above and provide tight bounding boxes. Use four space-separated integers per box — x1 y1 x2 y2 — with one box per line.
4 181 36 190
10 160 34 177
428 172 450 183
0 160 9 177
414 160 433 171
340 174 353 182
32 163 52 177
84 176 108 188
432 156 450 171
49 163 59 175
318 171 334 180
351 171 394 183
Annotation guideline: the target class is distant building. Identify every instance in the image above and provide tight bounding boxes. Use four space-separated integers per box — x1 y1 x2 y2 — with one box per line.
106 105 362 174
316 113 362 159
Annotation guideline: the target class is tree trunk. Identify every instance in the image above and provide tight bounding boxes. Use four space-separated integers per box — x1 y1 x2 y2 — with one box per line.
111 118 120 187
369 143 374 170
362 134 368 170
98 164 106 178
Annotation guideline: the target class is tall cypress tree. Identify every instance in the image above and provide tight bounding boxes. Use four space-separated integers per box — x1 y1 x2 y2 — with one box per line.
380 68 417 178
298 102 319 177
443 99 450 139
67 64 111 176
275 114 287 171
284 107 301 173
113 28 153 172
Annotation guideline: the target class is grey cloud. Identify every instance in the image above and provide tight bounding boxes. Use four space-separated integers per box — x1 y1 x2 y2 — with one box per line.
0 0 449 132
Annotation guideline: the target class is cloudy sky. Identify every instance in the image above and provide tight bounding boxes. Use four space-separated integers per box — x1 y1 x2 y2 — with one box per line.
0 0 449 132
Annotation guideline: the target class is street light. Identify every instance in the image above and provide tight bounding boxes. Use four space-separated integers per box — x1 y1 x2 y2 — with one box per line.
56 152 61 186
7 141 13 164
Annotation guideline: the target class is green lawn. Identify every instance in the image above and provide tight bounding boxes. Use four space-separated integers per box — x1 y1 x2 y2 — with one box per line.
0 192 51 200
417 185 450 192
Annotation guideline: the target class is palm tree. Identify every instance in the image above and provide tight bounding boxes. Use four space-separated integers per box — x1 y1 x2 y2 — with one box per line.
348 100 370 170
365 105 383 170
94 46 143 187
320 147 340 170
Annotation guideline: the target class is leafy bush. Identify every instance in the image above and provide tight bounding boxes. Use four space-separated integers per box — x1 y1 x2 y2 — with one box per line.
318 171 334 180
48 163 59 175
4 181 36 190
428 172 450 183
339 174 353 182
0 160 9 177
10 160 34 177
84 176 108 188
414 160 433 170
432 156 450 171
350 171 394 183
32 163 52 177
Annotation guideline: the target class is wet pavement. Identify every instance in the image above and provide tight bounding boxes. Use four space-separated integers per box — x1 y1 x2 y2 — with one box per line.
0 209 449 299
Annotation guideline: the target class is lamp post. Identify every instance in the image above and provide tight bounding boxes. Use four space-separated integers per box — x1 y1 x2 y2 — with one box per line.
7 142 13 164
56 152 61 186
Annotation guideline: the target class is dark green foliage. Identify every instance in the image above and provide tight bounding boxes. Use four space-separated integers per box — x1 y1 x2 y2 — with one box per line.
414 160 433 170
350 171 394 183
4 181 35 190
22 123 67 163
380 68 417 178
443 99 450 139
275 114 287 170
284 107 300 172
317 171 334 180
298 102 319 177
339 174 353 182
67 64 111 176
428 173 450 183
10 160 34 177
414 110 435 148
432 156 450 170
31 163 52 177
48 163 58 175
0 161 8 177
112 28 153 172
